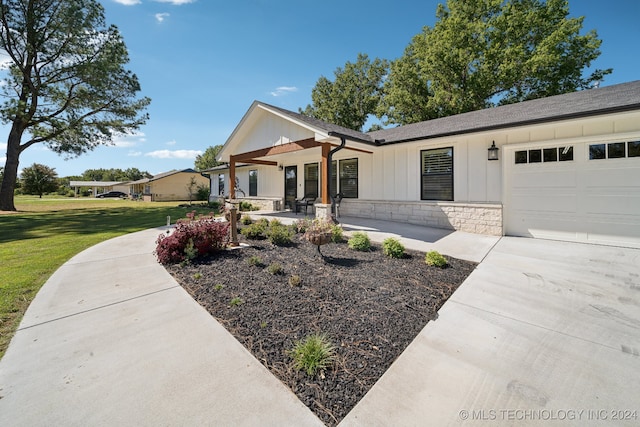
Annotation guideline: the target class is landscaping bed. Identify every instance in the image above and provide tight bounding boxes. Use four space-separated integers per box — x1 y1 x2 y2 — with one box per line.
165 229 476 426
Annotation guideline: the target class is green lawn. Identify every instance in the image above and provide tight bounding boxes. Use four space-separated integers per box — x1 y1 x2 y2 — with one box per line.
0 196 217 359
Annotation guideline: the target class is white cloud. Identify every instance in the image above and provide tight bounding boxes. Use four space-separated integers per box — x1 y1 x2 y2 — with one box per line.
270 86 298 97
153 0 196 4
165 140 177 146
155 13 170 23
113 0 141 5
113 132 146 148
128 150 143 157
145 149 202 159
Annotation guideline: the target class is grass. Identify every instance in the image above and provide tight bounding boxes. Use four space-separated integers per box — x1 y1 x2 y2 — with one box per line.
289 333 336 377
0 196 216 360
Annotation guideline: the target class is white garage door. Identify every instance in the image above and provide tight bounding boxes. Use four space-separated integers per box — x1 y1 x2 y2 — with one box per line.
504 140 640 248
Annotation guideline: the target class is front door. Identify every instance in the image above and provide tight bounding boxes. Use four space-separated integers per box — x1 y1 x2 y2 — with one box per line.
284 165 297 209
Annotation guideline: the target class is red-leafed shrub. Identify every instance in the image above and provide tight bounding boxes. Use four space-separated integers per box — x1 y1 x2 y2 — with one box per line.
155 219 229 264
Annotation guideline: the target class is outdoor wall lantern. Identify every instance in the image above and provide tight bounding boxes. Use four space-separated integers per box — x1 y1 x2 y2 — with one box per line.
488 141 499 161
278 164 284 171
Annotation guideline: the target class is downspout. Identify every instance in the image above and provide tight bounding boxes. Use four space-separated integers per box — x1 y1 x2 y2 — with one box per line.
328 136 346 220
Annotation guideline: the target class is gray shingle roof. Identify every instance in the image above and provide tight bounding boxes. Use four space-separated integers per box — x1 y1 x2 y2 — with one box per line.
262 80 640 146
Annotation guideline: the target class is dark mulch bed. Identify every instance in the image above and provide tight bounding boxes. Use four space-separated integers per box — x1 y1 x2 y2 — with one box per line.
165 234 476 426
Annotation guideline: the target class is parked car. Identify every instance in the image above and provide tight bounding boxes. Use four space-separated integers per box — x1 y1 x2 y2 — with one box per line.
96 191 128 199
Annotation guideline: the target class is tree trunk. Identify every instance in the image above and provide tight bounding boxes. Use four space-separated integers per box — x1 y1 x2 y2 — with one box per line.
0 124 24 211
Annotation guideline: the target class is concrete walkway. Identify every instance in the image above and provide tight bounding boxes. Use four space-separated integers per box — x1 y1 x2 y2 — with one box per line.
1 218 639 426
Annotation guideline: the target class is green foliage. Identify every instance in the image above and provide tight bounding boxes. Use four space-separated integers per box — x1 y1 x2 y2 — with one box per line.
289 333 337 376
267 263 283 275
241 214 253 225
294 218 313 233
196 184 210 201
214 284 224 291
266 225 293 246
288 275 302 287
0 0 150 211
183 239 198 262
380 0 610 125
425 250 448 268
382 237 405 259
239 201 259 211
81 168 151 181
20 164 59 198
247 255 264 267
193 272 202 280
331 224 344 243
240 222 267 239
348 232 371 251
194 145 223 171
300 53 389 131
229 297 243 307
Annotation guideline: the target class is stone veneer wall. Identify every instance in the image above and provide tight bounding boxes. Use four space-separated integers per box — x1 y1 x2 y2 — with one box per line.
213 196 283 211
338 200 503 236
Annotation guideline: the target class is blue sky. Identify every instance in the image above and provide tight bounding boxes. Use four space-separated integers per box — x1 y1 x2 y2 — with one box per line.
3 0 639 178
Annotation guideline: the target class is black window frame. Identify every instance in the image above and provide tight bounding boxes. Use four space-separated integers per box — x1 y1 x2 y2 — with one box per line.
421 147 454 201
304 163 319 199
338 158 358 199
248 169 257 197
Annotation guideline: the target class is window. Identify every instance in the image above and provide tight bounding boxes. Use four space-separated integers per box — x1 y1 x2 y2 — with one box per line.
339 159 358 198
304 163 319 199
589 140 640 159
330 160 337 197
421 147 453 201
218 174 225 195
543 148 558 162
248 170 257 197
559 146 574 161
515 145 574 164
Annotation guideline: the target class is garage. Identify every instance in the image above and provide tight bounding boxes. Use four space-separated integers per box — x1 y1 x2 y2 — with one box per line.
504 139 640 248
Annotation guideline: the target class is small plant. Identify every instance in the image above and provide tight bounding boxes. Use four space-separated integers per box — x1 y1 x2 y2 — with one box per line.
425 250 448 268
240 214 253 225
294 218 312 234
330 224 344 243
213 284 224 291
184 238 198 262
239 201 255 211
193 272 202 280
348 232 371 251
266 224 293 246
289 333 336 377
288 275 302 287
229 296 243 307
260 321 268 328
382 237 405 258
240 222 266 239
267 262 283 275
247 255 264 267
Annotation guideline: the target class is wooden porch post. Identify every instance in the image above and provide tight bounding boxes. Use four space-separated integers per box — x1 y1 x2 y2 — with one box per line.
229 155 236 199
321 143 330 204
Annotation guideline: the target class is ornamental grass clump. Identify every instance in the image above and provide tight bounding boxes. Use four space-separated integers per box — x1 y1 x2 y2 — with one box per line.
425 250 448 268
289 333 336 377
155 218 229 264
382 237 405 258
348 231 371 251
266 224 293 246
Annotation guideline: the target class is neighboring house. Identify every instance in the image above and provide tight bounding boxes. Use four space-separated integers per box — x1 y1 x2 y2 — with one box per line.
213 80 640 249
69 181 129 196
129 169 209 202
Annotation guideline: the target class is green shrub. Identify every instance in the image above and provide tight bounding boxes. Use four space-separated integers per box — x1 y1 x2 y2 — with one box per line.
240 222 266 239
247 255 264 267
214 284 224 291
239 201 256 211
269 218 282 227
289 275 301 287
289 333 336 376
348 232 371 251
229 297 243 307
266 225 293 246
267 262 283 275
240 214 253 225
382 237 405 258
330 224 344 243
425 250 448 268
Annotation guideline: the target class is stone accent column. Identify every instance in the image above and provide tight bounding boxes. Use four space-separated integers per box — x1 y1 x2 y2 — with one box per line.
315 203 332 221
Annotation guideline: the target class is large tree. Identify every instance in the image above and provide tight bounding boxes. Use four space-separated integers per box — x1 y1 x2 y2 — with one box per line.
379 0 611 125
20 162 58 197
194 145 223 171
300 53 388 131
0 0 150 210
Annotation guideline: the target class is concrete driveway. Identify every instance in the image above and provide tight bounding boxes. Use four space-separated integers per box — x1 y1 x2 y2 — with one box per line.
340 237 640 426
1 221 638 426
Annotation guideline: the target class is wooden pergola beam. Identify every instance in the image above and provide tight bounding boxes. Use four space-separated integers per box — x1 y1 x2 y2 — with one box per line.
233 138 321 162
